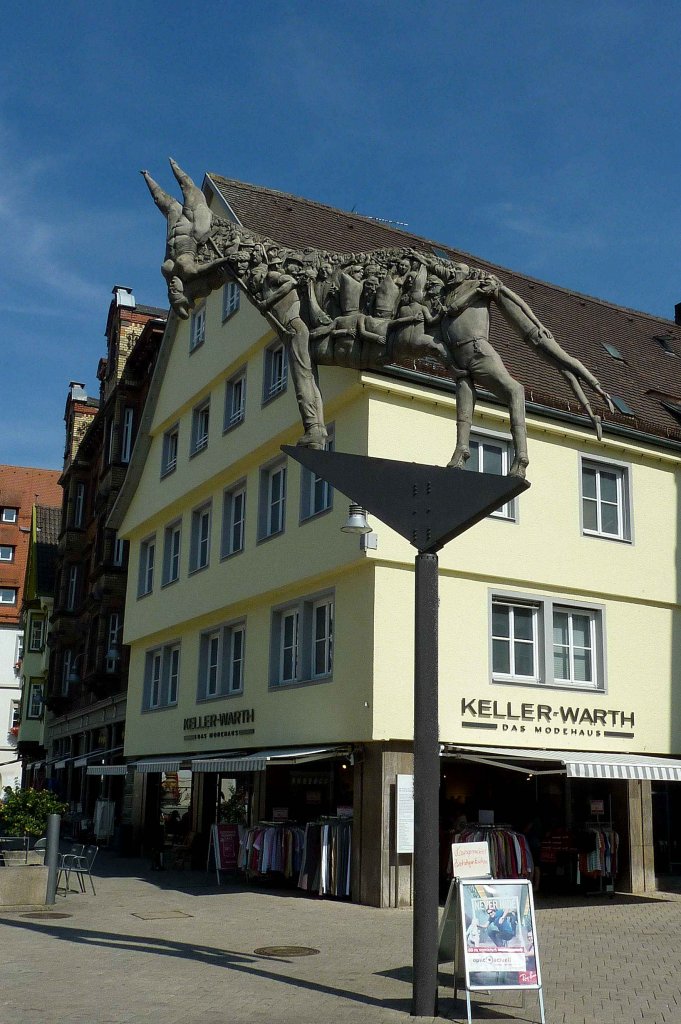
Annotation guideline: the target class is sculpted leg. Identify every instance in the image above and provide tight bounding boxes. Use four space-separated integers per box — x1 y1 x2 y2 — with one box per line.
448 377 475 468
285 322 328 448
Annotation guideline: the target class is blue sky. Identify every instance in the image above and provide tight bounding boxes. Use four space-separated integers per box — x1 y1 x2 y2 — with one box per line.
2 1 681 468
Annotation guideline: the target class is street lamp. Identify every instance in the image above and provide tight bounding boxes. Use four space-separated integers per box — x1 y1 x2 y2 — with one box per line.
340 504 372 535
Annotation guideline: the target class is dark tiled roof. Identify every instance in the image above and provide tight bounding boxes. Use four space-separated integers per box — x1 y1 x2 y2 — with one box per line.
35 505 60 594
209 174 681 446
135 304 168 318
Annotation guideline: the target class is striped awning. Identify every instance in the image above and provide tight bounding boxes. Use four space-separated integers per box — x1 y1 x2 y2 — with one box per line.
133 757 184 774
442 745 681 782
75 746 124 769
192 745 351 774
86 764 128 776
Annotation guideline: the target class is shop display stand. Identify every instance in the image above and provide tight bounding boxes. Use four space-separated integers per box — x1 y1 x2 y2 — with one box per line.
577 818 618 898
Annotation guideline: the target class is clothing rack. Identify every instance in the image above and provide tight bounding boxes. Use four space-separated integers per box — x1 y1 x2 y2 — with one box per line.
452 824 534 880
238 822 305 879
298 818 352 898
576 823 618 896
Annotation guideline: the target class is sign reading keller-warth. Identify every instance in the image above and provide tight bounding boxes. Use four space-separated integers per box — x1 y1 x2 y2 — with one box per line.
460 697 635 739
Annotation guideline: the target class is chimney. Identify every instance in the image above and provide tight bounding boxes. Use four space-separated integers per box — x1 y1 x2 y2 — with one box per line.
113 285 135 309
675 303 681 327
69 381 87 401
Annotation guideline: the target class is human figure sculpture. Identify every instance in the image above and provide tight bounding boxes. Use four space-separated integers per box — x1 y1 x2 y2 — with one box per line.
143 160 613 470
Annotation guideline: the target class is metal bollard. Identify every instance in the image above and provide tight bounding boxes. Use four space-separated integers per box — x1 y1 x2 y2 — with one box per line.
44 813 61 905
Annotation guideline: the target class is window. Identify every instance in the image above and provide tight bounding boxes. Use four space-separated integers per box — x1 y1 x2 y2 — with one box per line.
191 399 210 455
263 342 287 401
222 281 240 320
1 507 17 523
581 458 631 541
221 483 246 558
198 622 246 700
113 536 126 567
29 617 45 652
189 502 211 572
162 521 182 585
490 593 604 691
9 700 20 733
121 406 134 463
162 425 179 476
259 460 286 539
301 429 334 520
224 369 246 430
143 643 181 710
15 635 24 663
0 588 17 605
66 566 79 611
27 683 44 720
463 433 516 520
106 417 115 465
73 482 86 527
138 537 155 596
105 612 121 673
61 650 73 696
0 546 14 562
270 593 334 687
190 306 206 351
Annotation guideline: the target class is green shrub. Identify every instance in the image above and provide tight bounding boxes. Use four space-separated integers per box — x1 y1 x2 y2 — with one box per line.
0 788 68 837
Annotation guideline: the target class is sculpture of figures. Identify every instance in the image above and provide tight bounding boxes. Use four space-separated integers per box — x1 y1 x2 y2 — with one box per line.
143 160 613 468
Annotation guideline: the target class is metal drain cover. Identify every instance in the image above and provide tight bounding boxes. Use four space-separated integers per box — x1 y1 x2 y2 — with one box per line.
132 911 193 920
254 945 320 957
22 912 72 919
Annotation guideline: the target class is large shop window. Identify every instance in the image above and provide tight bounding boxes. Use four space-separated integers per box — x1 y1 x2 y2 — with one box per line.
580 456 632 542
490 593 605 691
198 622 246 700
143 643 181 710
270 593 334 688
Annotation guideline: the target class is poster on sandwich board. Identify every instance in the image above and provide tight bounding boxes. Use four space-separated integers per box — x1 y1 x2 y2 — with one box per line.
458 878 541 991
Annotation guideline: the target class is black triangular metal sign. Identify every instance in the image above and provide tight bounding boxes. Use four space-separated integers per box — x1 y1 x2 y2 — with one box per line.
282 447 530 553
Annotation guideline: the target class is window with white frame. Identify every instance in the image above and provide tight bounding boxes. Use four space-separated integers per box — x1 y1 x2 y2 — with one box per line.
263 342 287 401
113 536 126 567
0 588 18 605
15 635 24 663
198 621 246 700
224 369 246 430
143 643 181 710
189 502 211 572
73 482 86 527
300 428 334 520
463 434 516 520
259 460 286 539
121 406 134 463
161 424 179 476
270 592 334 687
9 700 20 733
138 537 155 596
66 565 79 611
61 649 73 696
0 545 14 562
162 520 182 585
191 399 210 455
28 682 44 720
221 483 246 558
581 458 631 541
1 507 18 523
29 617 45 652
222 281 240 320
105 612 121 673
490 593 604 691
190 306 206 351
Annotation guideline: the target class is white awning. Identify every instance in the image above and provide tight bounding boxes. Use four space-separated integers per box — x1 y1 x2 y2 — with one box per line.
86 764 128 776
442 744 681 782
54 759 67 769
76 746 124 769
133 757 184 774
192 745 351 774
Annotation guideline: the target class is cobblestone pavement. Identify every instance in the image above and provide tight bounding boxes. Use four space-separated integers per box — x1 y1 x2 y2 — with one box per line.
1 854 680 1024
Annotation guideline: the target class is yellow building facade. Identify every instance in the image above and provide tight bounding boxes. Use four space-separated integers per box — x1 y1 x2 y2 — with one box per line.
110 177 681 905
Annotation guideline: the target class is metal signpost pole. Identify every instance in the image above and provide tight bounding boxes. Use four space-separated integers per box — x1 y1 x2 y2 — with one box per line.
412 550 440 1017
45 812 61 905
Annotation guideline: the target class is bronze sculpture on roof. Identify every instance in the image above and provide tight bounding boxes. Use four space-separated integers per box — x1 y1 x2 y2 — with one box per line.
143 160 613 476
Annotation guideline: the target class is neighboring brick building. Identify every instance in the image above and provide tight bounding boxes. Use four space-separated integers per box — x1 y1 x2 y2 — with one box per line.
44 286 166 840
0 464 61 791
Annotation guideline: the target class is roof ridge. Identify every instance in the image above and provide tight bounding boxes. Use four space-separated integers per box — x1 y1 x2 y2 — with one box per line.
208 174 676 326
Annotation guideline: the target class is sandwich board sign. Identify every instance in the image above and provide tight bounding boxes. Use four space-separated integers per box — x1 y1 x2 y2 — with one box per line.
455 878 545 1024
